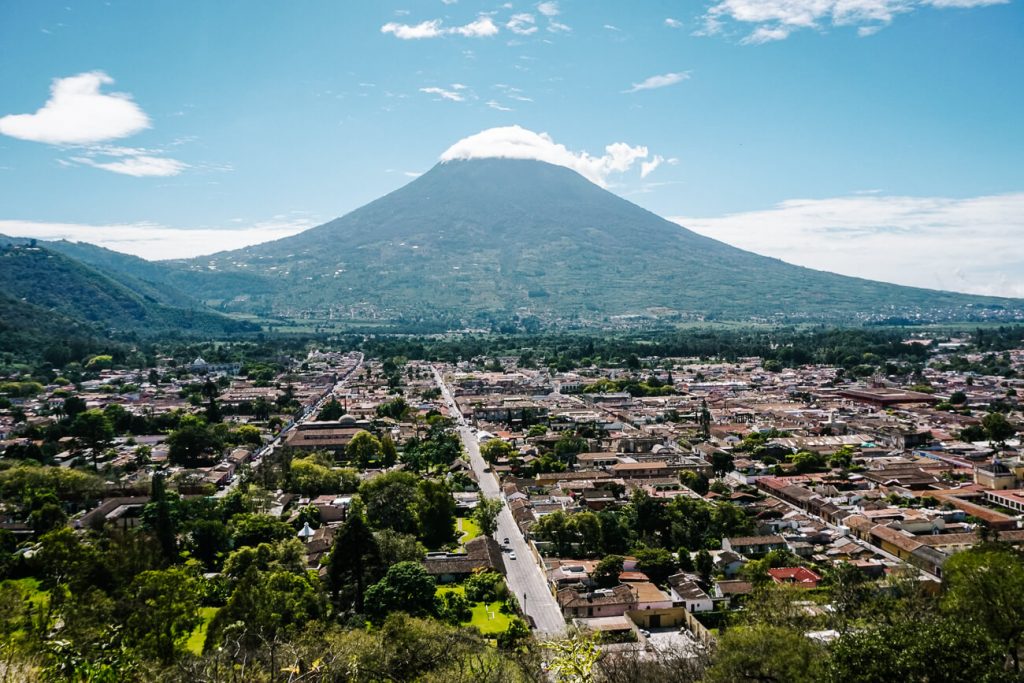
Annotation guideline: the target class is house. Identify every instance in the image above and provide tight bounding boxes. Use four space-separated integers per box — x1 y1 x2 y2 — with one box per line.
722 535 787 556
768 566 822 589
668 573 714 613
557 584 636 619
422 536 505 583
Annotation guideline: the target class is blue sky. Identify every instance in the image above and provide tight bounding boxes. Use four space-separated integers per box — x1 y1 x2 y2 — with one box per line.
1 0 1022 295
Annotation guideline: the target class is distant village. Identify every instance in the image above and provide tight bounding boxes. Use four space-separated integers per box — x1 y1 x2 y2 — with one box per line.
1 333 1022 657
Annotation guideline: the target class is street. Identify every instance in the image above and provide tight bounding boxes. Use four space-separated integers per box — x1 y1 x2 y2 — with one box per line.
433 366 567 637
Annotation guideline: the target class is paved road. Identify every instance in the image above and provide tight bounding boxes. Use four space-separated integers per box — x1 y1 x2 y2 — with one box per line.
214 352 364 498
432 366 567 637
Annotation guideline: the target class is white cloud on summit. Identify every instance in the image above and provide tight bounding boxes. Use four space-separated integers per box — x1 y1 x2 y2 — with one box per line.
382 15 498 39
439 125 659 187
672 192 1024 297
0 71 149 144
702 0 1008 43
624 71 691 93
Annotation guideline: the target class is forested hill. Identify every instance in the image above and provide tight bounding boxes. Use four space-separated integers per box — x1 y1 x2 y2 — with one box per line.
0 244 257 339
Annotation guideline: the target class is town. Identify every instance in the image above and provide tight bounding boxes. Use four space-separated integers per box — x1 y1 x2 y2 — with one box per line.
1 327 1022 681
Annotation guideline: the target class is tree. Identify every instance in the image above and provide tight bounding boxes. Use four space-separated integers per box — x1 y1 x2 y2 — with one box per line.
942 544 1024 672
695 549 713 583
472 494 503 539
827 614 1005 683
677 547 695 572
319 398 345 421
327 510 380 612
373 529 426 566
549 630 601 683
123 567 201 665
187 518 230 570
360 471 420 535
417 478 457 547
380 434 398 468
571 511 603 557
711 451 734 477
634 547 676 585
480 439 515 464
680 470 710 495
346 430 383 467
143 473 178 564
706 624 825 683
71 409 114 467
363 561 437 622
166 415 222 466
982 412 1016 444
228 513 293 549
592 555 624 588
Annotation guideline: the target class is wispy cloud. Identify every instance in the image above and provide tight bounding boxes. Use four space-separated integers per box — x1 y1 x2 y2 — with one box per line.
486 100 513 111
440 125 660 187
506 13 538 35
624 71 690 93
0 216 319 260
702 0 1009 43
419 86 465 102
68 155 188 177
671 192 1024 297
664 17 683 28
536 2 560 17
381 15 498 39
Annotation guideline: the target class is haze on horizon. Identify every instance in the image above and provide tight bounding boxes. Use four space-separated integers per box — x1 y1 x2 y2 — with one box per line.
1 0 1021 297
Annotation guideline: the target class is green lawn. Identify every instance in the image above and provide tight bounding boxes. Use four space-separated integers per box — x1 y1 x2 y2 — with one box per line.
457 517 481 544
2 577 48 610
437 585 512 635
185 607 219 655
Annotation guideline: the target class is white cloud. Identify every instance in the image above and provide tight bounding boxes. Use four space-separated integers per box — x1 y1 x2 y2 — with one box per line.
640 155 664 178
486 100 513 111
68 154 188 177
604 24 621 30
0 71 149 145
507 13 538 35
671 192 1024 297
420 86 465 102
624 71 691 93
451 16 499 37
665 17 683 28
439 125 656 187
547 20 572 32
537 1 560 16
381 15 498 39
0 217 317 260
703 0 1008 42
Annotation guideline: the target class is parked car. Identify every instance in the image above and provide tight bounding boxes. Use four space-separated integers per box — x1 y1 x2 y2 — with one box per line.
509 552 517 560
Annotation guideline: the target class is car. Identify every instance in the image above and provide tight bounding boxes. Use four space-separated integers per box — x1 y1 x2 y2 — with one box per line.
640 629 651 638
509 552 517 560
503 537 510 545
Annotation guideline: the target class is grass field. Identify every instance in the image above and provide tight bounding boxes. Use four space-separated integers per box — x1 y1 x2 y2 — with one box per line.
457 517 481 544
185 607 219 655
436 585 512 635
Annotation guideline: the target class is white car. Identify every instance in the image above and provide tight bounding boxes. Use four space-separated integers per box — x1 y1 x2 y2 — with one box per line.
509 552 517 560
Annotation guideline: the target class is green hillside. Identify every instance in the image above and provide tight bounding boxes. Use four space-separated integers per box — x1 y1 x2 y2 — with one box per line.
0 244 257 337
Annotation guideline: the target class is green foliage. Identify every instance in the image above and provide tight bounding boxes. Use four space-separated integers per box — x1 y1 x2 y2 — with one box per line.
123 567 201 665
363 561 437 623
706 624 826 683
228 513 293 549
480 438 515 464
592 555 624 588
463 570 507 604
345 429 383 467
360 471 420 535
472 494 503 539
417 478 457 548
633 547 677 586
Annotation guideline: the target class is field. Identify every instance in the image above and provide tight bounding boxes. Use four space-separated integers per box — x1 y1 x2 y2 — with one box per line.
185 607 220 655
436 585 512 635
